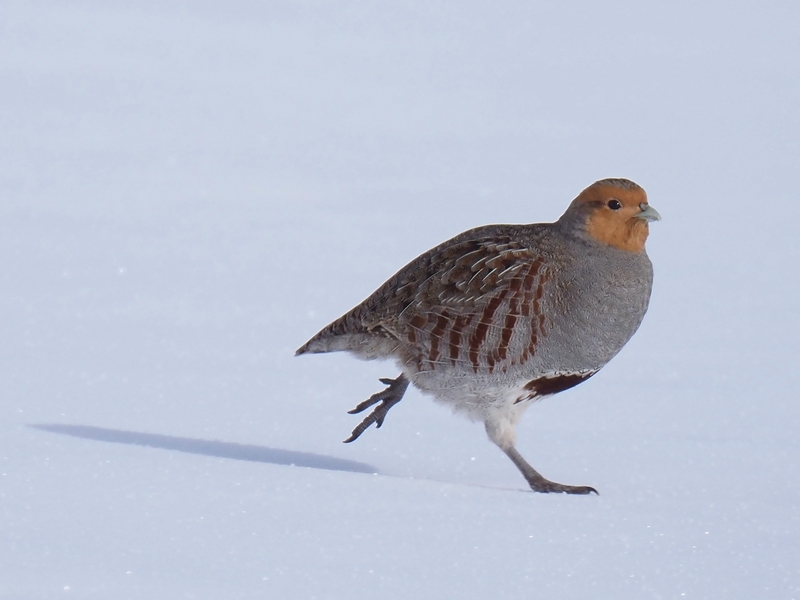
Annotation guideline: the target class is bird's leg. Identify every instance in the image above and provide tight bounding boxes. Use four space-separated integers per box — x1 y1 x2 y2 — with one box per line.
343 374 410 443
503 446 597 495
485 419 597 495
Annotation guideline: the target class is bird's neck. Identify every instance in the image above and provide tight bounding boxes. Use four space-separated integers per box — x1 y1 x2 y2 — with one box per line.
585 218 649 253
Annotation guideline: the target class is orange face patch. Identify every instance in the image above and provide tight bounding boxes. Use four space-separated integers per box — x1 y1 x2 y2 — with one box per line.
578 183 652 253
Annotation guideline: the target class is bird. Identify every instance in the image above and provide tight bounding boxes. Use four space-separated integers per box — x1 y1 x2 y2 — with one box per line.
296 178 660 494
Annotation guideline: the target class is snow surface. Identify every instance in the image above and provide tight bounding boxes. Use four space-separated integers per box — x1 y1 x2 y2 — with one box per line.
1 1 799 598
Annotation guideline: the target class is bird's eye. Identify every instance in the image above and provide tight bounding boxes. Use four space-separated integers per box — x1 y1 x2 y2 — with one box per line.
607 199 622 210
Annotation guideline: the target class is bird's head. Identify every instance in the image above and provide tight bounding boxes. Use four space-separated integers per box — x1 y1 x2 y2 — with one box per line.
559 178 661 253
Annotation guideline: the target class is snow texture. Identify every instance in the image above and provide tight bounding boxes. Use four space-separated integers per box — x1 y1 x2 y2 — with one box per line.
1 1 799 598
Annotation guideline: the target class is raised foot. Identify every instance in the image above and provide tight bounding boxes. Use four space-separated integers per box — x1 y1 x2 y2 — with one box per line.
528 479 598 495
343 375 410 443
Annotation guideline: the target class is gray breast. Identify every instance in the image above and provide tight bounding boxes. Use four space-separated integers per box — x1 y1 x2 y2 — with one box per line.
538 243 654 373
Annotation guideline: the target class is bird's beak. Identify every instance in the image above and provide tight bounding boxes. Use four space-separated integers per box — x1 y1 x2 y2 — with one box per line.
636 203 661 222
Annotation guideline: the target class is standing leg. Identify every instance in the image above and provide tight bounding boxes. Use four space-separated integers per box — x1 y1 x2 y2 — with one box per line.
484 418 597 495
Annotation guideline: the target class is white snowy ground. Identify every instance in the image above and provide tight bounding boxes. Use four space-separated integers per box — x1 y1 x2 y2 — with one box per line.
1 1 798 598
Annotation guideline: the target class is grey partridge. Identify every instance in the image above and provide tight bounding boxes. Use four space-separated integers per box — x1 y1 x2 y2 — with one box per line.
296 178 660 494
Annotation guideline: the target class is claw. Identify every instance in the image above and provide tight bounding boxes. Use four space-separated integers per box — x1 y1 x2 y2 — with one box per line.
343 375 410 443
531 483 598 495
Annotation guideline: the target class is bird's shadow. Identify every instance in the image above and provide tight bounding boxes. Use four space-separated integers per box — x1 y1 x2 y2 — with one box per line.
30 423 378 475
